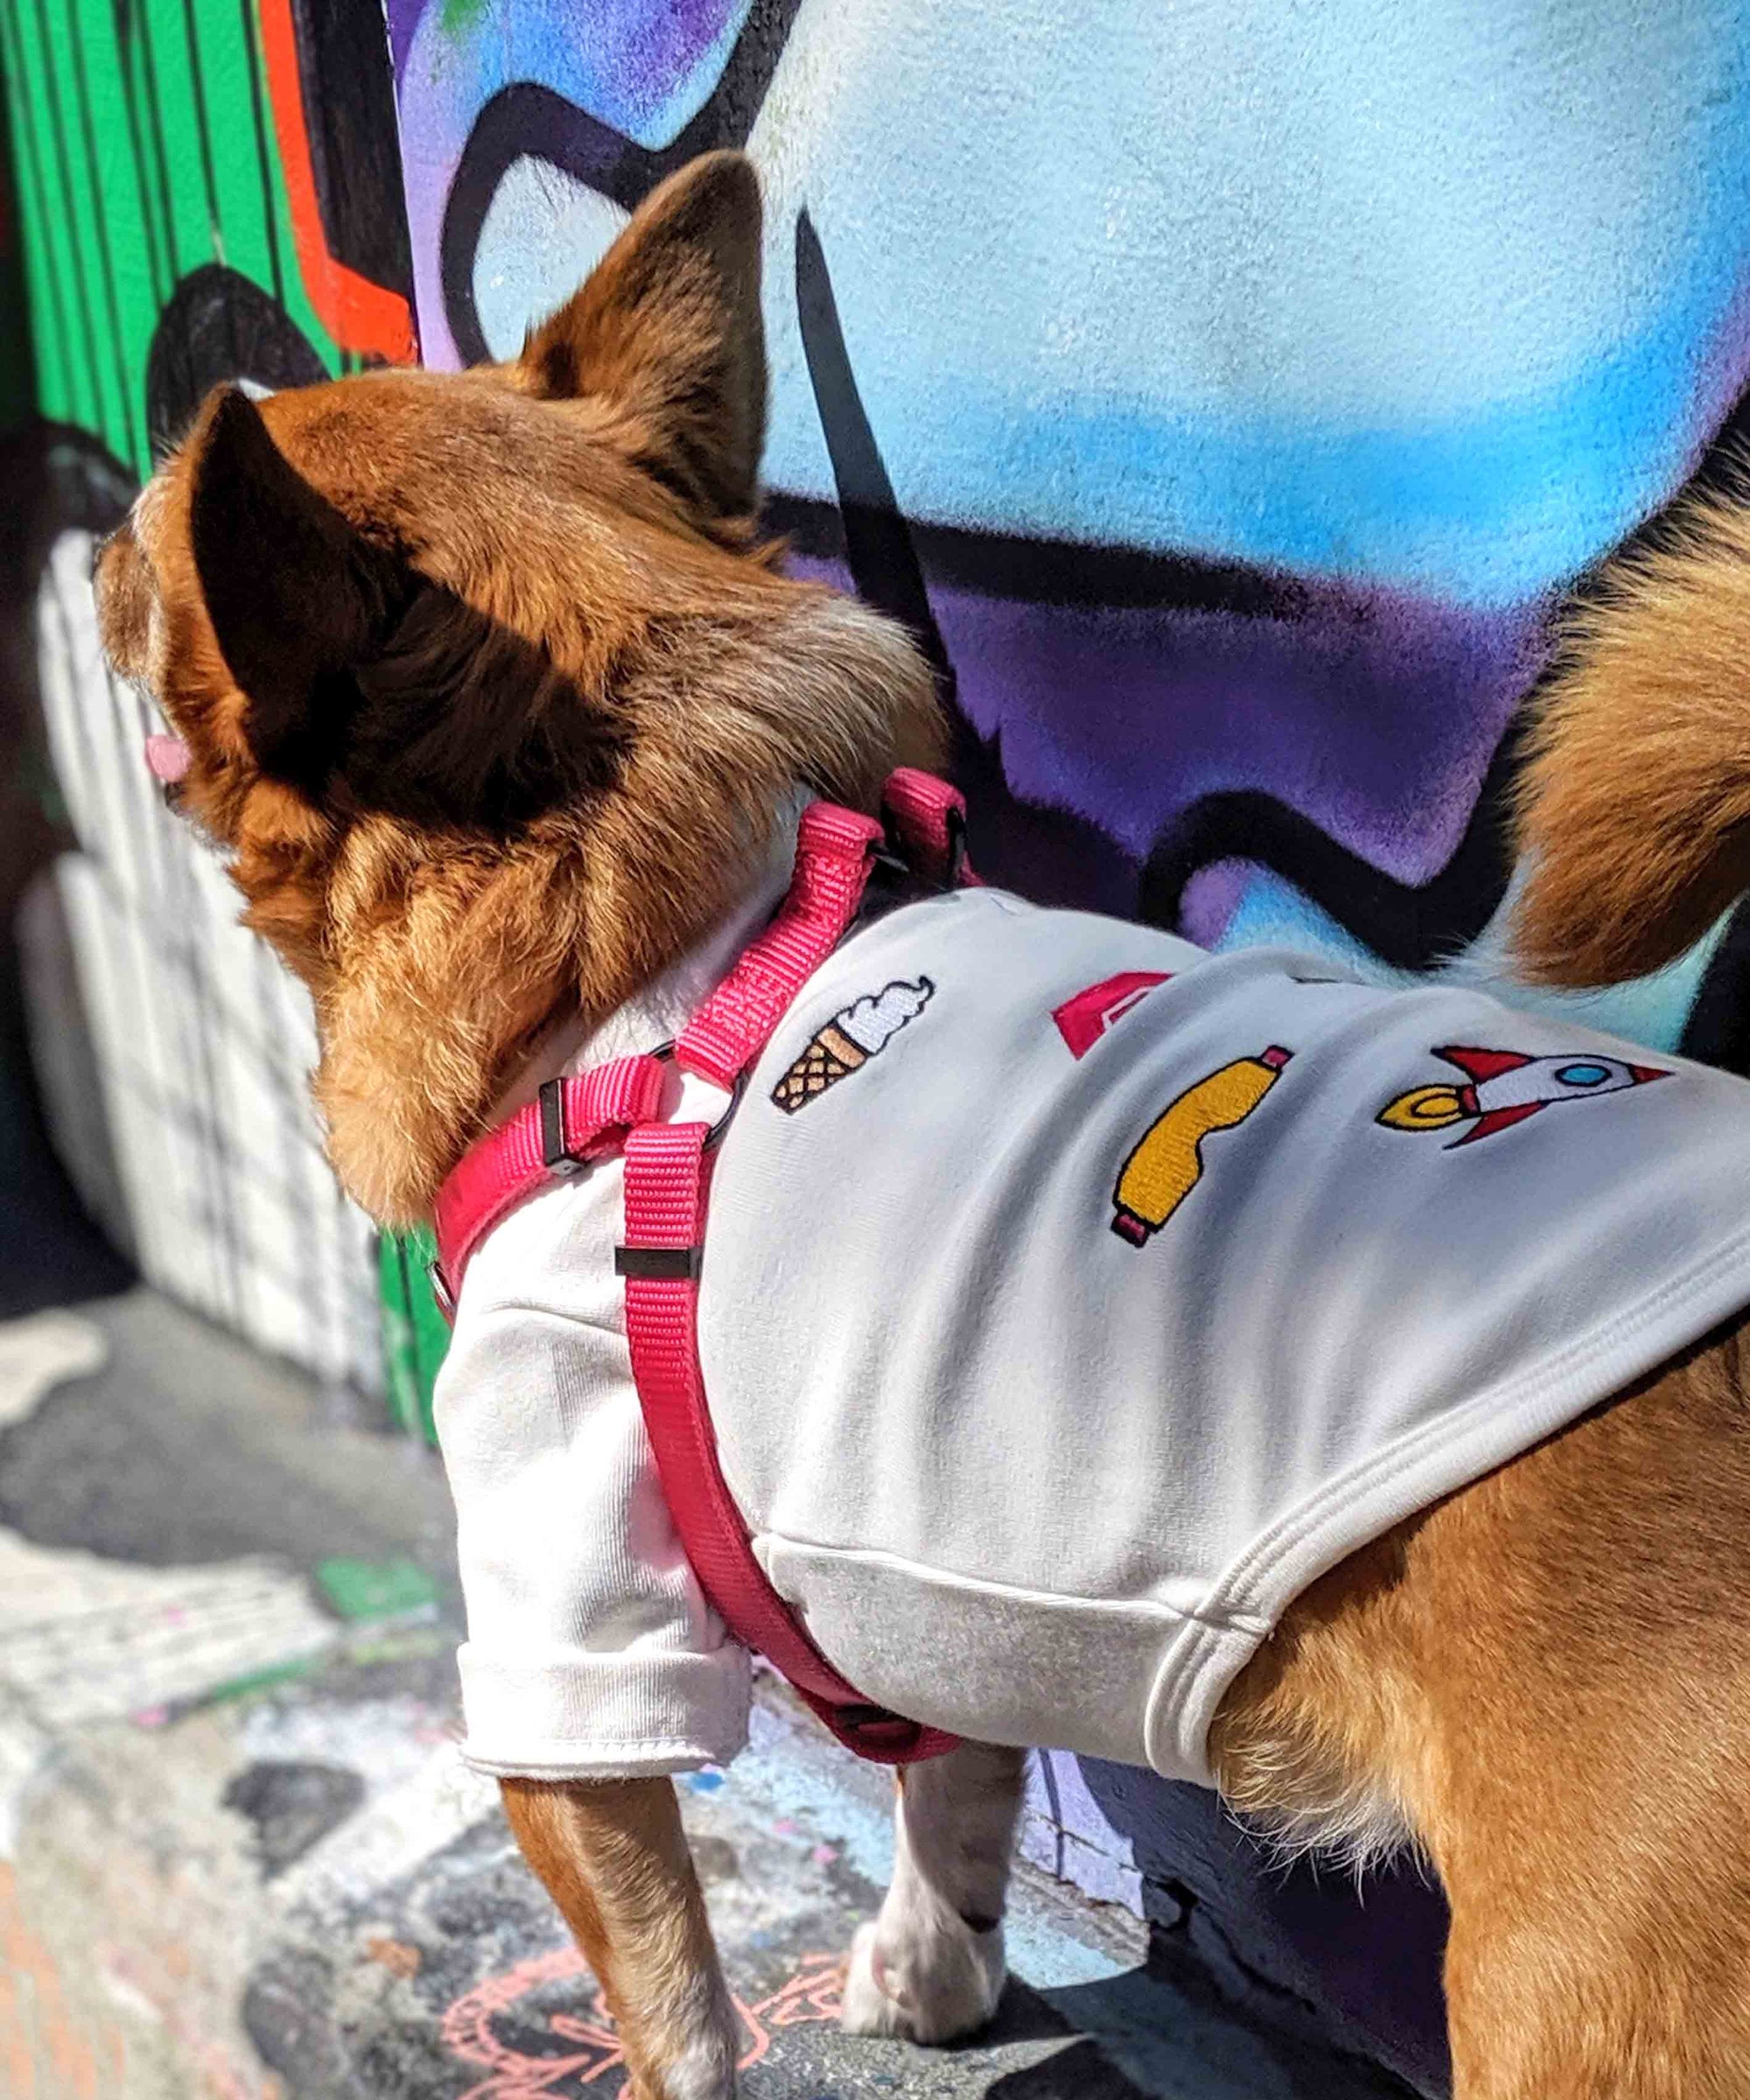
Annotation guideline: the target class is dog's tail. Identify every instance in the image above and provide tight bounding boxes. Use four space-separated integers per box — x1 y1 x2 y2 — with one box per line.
1512 487 1750 986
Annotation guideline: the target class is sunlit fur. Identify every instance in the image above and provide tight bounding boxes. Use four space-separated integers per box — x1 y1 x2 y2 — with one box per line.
96 150 1750 2098
501 1778 738 2100
1513 486 1750 988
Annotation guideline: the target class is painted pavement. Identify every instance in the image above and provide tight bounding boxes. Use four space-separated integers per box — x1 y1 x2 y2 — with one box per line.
0 1293 1418 2099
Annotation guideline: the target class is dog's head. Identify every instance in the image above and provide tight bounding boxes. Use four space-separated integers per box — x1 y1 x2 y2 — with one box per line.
95 154 941 1221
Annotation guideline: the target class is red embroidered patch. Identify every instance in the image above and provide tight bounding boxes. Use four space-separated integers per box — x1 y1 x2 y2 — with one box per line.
1052 970 1171 1060
1377 1046 1671 1149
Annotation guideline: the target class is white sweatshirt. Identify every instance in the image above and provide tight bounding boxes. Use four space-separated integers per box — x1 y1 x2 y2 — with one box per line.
435 881 1750 1786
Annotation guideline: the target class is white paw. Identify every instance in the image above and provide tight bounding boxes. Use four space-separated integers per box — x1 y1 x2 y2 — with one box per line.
839 1912 1006 2045
840 1922 910 2040
654 2026 739 2100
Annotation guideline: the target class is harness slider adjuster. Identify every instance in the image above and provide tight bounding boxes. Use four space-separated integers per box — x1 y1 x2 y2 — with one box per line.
614 1244 703 1281
538 1078 585 1175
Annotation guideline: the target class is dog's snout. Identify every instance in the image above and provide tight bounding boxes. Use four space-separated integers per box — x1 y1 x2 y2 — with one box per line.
94 522 152 679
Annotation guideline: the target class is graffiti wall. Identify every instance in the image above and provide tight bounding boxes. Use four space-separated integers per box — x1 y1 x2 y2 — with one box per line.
374 1 1750 2082
393 0 1750 1061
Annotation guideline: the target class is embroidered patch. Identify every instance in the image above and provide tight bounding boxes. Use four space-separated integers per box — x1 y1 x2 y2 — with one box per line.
1377 1045 1670 1148
1112 1045 1292 1246
771 977 935 1113
1053 970 1172 1059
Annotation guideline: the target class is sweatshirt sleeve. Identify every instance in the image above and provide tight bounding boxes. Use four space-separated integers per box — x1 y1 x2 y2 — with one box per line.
432 1299 752 1779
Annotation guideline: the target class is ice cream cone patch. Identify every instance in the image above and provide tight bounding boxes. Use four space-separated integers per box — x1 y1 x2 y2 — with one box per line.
771 977 934 1113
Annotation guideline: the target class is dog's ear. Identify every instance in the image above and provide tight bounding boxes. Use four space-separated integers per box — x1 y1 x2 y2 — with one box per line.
190 386 621 831
188 384 409 793
519 150 766 521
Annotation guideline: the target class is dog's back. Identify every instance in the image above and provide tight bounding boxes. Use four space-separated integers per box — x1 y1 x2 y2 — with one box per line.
703 881 1750 1787
1194 476 1750 2093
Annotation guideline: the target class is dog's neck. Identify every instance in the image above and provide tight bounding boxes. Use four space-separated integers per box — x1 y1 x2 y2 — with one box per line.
486 794 809 1129
311 794 805 1227
303 585 943 1227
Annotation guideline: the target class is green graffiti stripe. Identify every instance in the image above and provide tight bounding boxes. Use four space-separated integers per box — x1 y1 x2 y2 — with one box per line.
180 0 279 290
232 0 286 307
173 0 225 254
128 6 183 292
32 0 128 451
111 10 172 310
378 1227 445 1446
0 4 81 429
158 0 332 361
404 1223 450 1446
6 0 109 439
1 0 345 467
52 0 148 461
138 0 218 285
380 1234 425 1440
122 2 179 300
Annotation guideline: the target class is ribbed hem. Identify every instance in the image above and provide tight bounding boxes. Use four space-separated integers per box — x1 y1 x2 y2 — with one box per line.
1145 1220 1750 1785
457 1642 752 1780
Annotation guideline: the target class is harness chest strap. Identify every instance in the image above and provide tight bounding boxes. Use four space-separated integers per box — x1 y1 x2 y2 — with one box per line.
431 772 972 1765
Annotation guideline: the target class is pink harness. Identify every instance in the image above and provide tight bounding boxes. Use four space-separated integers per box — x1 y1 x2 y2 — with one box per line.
430 770 973 1764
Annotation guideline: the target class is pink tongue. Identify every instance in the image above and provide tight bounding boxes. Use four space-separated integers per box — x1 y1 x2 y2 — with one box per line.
144 734 191 783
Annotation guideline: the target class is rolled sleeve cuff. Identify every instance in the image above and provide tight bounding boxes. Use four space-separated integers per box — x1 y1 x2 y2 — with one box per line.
455 1642 752 1780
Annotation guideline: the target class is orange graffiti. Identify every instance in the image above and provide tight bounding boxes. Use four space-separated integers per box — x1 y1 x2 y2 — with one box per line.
0 1863 102 2098
254 0 417 362
441 1947 847 2099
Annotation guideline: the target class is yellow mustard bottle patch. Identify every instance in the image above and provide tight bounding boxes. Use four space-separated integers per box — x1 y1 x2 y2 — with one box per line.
1112 1046 1292 1246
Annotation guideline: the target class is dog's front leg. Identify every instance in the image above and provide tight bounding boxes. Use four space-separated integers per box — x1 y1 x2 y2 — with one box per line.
501 1776 739 2100
841 1740 1026 2044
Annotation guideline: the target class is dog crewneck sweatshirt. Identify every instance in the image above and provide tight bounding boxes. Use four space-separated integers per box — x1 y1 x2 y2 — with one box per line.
435 883 1750 1785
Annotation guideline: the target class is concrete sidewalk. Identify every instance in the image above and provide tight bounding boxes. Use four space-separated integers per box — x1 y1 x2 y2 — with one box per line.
0 1292 1418 2099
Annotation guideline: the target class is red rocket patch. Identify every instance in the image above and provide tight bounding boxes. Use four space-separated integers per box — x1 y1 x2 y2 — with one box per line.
1379 1045 1670 1148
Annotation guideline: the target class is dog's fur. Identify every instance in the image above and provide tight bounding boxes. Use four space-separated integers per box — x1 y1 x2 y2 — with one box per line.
98 153 1750 2097
98 157 939 1228
1512 489 1750 991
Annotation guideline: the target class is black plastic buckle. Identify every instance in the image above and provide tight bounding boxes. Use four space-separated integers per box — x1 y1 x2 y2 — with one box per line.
831 1702 927 1757
541 1043 676 1179
876 799 969 891
836 1702 896 1730
426 1258 457 1324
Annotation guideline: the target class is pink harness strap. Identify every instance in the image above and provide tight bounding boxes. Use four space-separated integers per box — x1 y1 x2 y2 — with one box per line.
431 773 971 1764
620 1120 947 1759
430 1054 667 1320
676 801 886 1089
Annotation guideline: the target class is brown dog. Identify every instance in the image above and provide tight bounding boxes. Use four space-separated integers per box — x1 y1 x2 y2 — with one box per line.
96 153 1750 2098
